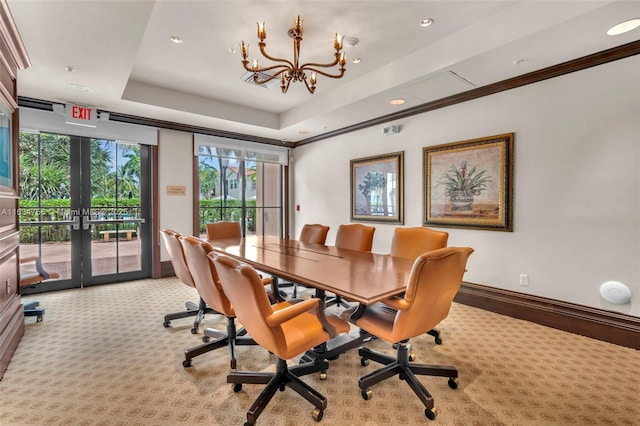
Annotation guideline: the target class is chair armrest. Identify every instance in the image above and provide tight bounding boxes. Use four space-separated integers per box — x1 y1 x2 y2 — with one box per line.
265 298 320 327
21 256 53 280
380 296 409 311
261 277 272 286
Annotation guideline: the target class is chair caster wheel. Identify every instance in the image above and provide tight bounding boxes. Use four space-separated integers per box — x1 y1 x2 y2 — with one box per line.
163 321 170 328
448 378 458 389
202 336 210 343
190 327 198 334
392 343 398 349
434 336 443 345
319 372 327 380
361 389 372 400
360 357 370 367
244 422 253 426
408 353 416 361
425 407 438 420
182 359 192 368
279 384 286 392
312 408 323 422
233 383 242 392
36 315 43 322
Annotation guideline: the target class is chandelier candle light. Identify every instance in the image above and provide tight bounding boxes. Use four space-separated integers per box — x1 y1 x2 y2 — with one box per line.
240 15 347 94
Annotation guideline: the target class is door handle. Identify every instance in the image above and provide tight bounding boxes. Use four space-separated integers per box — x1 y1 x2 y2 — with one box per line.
71 215 81 230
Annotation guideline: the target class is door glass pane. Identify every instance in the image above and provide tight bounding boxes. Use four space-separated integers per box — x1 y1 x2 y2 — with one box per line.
90 140 142 276
198 150 282 238
18 132 71 281
198 149 243 237
254 162 281 237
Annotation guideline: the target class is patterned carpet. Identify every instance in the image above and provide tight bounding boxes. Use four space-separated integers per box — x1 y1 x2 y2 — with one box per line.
1 277 639 426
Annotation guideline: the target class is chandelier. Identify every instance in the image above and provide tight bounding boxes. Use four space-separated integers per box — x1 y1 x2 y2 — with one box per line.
240 15 346 94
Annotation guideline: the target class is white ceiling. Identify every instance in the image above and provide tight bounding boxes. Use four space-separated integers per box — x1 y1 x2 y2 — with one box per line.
7 1 640 144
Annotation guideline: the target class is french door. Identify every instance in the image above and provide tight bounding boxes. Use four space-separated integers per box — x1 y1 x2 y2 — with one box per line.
19 132 151 293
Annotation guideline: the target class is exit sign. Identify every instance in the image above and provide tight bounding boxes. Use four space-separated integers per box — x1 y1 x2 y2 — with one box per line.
65 104 97 127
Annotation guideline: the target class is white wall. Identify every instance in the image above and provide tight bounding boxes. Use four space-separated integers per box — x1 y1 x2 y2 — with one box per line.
158 129 193 261
291 56 640 317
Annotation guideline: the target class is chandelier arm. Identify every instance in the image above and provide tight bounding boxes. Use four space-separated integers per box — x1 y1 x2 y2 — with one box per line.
298 56 341 70
302 77 316 94
253 69 290 85
303 66 346 80
242 60 290 78
258 42 295 69
281 75 292 94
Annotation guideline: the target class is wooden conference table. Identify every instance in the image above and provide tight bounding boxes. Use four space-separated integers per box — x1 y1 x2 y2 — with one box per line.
208 235 416 361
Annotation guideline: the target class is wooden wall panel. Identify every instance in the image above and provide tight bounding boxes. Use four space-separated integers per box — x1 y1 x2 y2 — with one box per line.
0 0 30 379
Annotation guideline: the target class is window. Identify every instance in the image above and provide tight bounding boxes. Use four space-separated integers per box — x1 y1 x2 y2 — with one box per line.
195 135 287 238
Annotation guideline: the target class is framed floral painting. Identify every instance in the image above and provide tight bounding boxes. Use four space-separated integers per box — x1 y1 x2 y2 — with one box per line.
423 133 513 231
351 151 404 223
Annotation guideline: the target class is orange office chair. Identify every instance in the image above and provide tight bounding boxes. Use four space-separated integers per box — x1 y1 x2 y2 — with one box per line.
19 256 60 322
279 224 330 298
211 253 351 426
326 223 375 308
205 221 242 240
207 220 286 302
353 247 473 421
390 226 449 344
160 229 216 333
299 223 330 245
180 235 279 369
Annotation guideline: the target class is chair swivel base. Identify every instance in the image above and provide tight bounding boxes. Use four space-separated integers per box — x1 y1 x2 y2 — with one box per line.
183 318 255 369
228 357 329 425
358 343 458 421
324 295 351 309
427 328 442 345
23 301 44 322
163 298 218 334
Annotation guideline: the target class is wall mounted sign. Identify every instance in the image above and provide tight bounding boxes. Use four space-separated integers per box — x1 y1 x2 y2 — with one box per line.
166 185 186 196
65 103 97 127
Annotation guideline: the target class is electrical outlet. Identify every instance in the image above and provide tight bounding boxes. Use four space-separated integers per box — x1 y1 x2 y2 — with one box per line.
519 274 529 286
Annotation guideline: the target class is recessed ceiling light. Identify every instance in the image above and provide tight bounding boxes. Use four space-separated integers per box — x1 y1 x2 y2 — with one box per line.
64 66 74 72
228 48 236 54
352 57 361 64
66 83 90 92
420 18 434 28
390 99 405 106
169 35 183 44
607 18 640 35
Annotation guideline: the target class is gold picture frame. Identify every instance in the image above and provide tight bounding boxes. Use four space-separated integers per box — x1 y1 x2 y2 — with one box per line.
423 133 513 231
351 151 404 224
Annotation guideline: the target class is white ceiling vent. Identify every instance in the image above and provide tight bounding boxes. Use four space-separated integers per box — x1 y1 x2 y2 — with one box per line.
241 71 279 89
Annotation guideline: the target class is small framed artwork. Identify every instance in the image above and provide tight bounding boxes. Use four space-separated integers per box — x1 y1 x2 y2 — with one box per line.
423 133 513 231
351 151 404 224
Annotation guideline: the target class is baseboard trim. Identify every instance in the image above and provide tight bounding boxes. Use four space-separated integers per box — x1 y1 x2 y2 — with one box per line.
455 282 640 350
159 261 639 349
160 260 175 278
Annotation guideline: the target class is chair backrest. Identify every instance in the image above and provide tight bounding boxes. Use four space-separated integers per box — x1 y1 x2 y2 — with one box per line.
334 224 375 252
299 224 330 245
210 253 284 355
160 228 195 288
390 227 449 260
391 247 473 342
206 221 242 240
180 235 233 316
